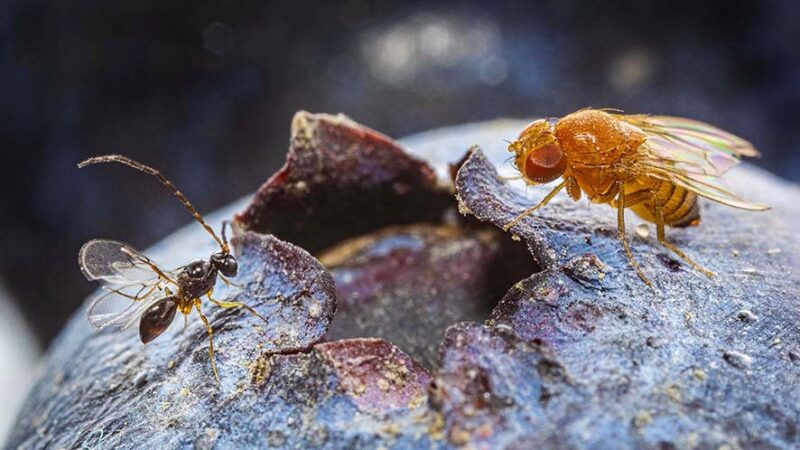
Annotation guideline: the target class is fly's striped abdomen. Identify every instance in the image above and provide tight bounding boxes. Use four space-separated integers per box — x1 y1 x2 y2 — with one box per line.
665 189 700 227
630 178 700 227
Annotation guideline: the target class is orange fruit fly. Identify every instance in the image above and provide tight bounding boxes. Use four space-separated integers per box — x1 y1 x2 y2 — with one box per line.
504 108 769 287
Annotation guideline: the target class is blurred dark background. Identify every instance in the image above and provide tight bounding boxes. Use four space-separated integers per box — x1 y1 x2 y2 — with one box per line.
2 0 799 346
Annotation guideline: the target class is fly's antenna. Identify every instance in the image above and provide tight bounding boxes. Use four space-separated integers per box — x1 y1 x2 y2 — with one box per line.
78 154 229 254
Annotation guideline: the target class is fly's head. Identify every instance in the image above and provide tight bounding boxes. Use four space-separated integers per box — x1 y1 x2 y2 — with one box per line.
509 118 566 185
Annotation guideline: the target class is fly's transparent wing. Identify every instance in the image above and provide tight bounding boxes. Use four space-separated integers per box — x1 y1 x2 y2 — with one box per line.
617 114 769 211
79 239 177 330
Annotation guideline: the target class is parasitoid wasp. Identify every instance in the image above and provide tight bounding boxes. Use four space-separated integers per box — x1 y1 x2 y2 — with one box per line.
78 154 267 384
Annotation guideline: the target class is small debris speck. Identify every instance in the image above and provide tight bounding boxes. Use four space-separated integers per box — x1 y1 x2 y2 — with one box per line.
194 427 219 450
723 350 753 369
658 254 683 272
732 249 740 257
377 378 390 392
736 309 758 323
664 383 682 402
294 180 308 192
767 248 782 255
634 223 650 238
132 371 148 388
267 431 287 447
646 336 665 348
633 410 653 428
563 253 611 283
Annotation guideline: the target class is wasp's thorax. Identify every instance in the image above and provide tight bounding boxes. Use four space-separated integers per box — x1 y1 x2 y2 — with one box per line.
179 260 218 299
509 119 567 184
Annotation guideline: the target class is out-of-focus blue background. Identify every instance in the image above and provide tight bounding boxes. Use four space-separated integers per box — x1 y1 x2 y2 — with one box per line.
2 0 799 345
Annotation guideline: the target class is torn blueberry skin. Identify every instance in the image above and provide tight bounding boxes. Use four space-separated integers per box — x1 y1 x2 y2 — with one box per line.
235 112 455 254
9 115 800 449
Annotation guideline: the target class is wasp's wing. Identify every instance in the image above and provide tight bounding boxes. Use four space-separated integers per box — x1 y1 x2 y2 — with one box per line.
619 114 769 211
79 239 163 283
79 239 177 330
86 288 164 331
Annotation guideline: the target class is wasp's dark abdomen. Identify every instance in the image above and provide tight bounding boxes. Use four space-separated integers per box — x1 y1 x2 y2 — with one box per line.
139 295 178 344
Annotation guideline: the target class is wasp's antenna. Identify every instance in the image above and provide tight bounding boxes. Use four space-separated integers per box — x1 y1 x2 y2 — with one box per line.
78 154 229 253
221 220 230 250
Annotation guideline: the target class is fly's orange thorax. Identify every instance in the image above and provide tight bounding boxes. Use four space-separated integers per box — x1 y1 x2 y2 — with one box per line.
554 110 647 202
565 165 616 201
554 109 646 168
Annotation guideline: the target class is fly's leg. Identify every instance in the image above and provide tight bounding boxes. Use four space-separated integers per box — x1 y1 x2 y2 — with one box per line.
194 300 220 385
503 179 568 231
653 199 715 278
615 189 651 209
566 176 581 201
616 183 654 288
207 290 269 324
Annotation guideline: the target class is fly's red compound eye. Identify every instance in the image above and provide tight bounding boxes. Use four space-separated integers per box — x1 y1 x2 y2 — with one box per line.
524 143 567 183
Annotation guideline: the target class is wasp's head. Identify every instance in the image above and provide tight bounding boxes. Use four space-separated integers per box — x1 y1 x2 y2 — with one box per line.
210 251 238 277
509 119 566 184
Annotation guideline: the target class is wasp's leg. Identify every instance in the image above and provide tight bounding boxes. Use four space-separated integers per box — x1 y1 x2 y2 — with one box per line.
503 179 568 231
207 290 269 324
194 300 220 385
653 199 715 278
617 183 654 288
218 273 244 289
